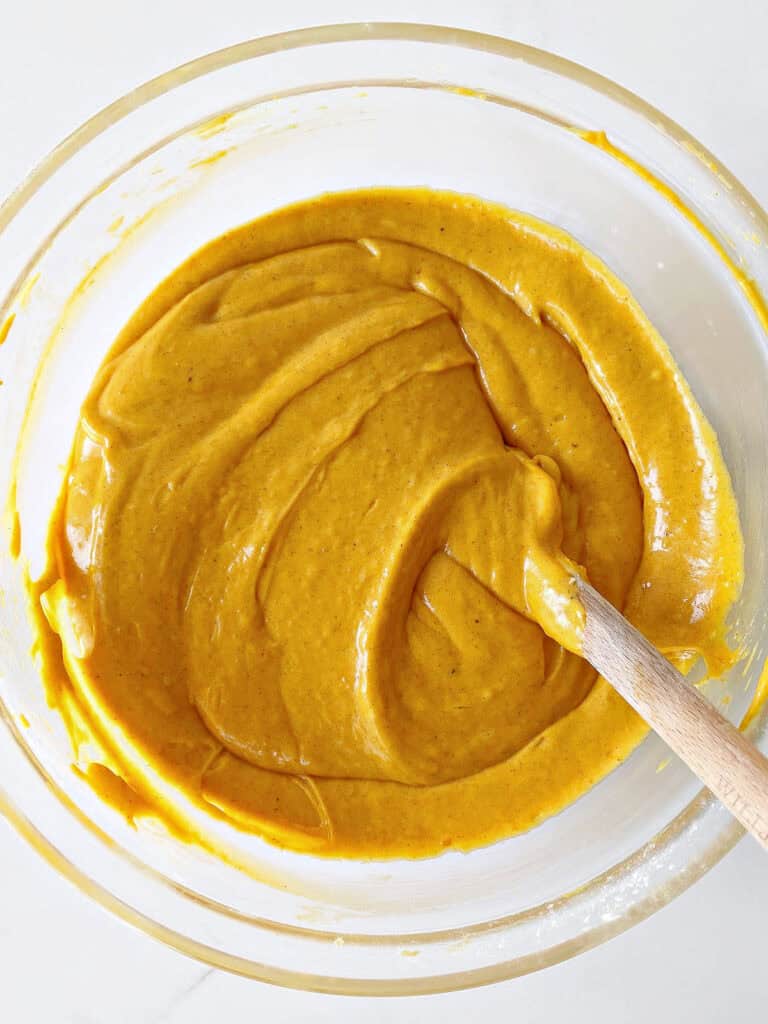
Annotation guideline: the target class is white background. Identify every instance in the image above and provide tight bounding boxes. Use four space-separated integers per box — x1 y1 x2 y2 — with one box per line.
1 1 766 1020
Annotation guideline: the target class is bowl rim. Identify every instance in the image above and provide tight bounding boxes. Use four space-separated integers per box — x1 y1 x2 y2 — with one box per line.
0 21 764 995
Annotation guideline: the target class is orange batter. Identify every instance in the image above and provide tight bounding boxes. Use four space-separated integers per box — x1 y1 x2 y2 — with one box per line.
31 188 743 857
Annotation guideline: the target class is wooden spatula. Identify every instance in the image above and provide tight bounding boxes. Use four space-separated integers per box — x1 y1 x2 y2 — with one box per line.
575 576 768 851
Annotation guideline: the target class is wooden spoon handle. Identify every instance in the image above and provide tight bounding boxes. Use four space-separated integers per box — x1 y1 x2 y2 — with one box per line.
577 577 768 851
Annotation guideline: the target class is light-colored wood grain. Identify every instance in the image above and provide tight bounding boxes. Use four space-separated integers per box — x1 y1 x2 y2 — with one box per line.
576 577 768 851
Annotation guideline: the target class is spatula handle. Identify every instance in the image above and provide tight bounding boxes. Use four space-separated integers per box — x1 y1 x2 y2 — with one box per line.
577 578 768 851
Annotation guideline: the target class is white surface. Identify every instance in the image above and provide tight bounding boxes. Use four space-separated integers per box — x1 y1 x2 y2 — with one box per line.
1 1 766 1020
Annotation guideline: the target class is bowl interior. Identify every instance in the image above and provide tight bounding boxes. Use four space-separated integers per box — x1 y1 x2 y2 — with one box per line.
0 27 766 991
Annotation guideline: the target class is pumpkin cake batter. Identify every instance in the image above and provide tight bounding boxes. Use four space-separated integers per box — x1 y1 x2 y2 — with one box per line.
31 188 743 858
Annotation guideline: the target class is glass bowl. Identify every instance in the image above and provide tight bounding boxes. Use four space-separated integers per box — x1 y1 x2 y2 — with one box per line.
0 24 766 995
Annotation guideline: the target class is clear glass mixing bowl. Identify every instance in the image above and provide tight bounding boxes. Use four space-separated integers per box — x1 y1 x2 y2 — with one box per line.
0 24 766 994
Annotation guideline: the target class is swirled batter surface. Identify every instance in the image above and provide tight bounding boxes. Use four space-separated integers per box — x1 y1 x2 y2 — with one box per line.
35 189 742 857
